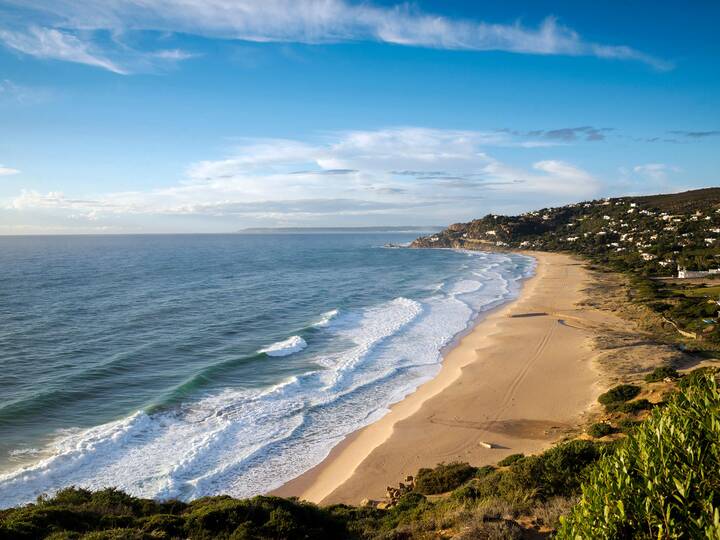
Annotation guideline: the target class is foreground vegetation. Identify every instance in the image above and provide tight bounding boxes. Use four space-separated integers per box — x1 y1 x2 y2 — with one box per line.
2 370 717 539
558 370 720 539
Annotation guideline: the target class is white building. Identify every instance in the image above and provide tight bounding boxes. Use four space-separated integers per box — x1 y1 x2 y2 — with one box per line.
677 266 720 278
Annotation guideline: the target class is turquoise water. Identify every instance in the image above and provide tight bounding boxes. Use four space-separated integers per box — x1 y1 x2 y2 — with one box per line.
0 234 533 506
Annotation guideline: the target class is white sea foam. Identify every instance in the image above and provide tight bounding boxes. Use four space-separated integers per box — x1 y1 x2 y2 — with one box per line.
447 279 483 295
0 251 535 508
258 336 307 357
312 309 339 327
8 447 41 457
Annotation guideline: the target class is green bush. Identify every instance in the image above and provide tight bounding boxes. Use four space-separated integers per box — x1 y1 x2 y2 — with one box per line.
137 513 184 537
486 440 605 502
615 398 653 414
414 462 477 495
644 366 679 382
474 465 495 479
497 453 525 467
557 372 720 539
0 492 348 540
598 384 641 407
587 423 615 438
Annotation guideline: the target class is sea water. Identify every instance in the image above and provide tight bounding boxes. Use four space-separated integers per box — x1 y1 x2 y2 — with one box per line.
0 233 534 506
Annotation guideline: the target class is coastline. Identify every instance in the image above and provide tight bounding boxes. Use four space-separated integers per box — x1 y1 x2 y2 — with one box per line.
273 251 605 504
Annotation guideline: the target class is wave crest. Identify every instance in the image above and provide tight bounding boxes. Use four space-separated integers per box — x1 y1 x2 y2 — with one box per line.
258 336 307 357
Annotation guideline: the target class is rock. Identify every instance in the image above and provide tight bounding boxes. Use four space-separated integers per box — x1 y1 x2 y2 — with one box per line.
360 498 378 508
376 501 392 510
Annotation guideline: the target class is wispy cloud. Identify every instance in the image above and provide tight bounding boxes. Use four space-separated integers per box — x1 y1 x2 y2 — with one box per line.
0 25 198 74
0 26 128 74
0 165 20 176
0 79 52 104
6 127 601 228
0 1 669 73
668 130 720 139
539 126 612 142
633 163 680 181
610 162 686 195
506 125 613 142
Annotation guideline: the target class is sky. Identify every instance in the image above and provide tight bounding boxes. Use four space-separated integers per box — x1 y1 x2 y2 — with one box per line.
0 1 718 234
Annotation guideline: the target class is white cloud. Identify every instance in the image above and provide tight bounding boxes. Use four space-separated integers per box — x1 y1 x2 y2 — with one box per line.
0 25 198 74
150 49 199 61
633 163 680 181
1 1 668 72
534 159 594 181
0 26 128 74
0 165 20 176
0 79 51 104
6 127 601 229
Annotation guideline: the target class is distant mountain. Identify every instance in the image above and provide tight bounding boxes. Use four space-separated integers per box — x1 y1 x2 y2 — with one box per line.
239 226 445 234
412 188 720 276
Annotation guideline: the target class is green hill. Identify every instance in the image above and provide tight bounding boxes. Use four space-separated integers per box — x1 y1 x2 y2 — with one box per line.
412 188 720 276
413 188 720 345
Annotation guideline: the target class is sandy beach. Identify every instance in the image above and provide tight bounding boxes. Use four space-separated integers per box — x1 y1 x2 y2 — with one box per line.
274 251 609 504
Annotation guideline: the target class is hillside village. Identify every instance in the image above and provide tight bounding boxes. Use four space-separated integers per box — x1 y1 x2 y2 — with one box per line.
413 188 720 344
413 188 720 276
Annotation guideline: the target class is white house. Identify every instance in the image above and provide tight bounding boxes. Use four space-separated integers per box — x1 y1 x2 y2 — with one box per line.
677 266 720 278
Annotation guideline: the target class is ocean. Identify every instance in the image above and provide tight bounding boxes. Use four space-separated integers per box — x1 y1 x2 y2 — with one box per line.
0 233 534 507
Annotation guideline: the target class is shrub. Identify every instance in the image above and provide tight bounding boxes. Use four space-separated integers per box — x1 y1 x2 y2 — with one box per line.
615 398 653 414
474 465 495 479
587 423 615 438
526 440 605 498
497 454 525 467
0 492 349 540
597 384 640 407
557 372 720 539
137 514 184 537
414 462 477 495
488 440 605 502
644 366 679 382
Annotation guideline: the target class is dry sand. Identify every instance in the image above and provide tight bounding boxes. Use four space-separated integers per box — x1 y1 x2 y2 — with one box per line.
273 252 610 505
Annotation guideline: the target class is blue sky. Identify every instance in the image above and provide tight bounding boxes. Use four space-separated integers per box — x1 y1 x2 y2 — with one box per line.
0 1 718 233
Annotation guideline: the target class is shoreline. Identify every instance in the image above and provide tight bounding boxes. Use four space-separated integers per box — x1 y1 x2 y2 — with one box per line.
273 251 604 504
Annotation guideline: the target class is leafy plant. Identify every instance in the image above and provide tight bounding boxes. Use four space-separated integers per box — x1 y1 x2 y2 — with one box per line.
678 366 719 389
617 418 640 433
557 371 720 539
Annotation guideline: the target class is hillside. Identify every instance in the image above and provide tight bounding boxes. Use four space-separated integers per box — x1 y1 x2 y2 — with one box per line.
413 188 720 345
412 188 720 276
